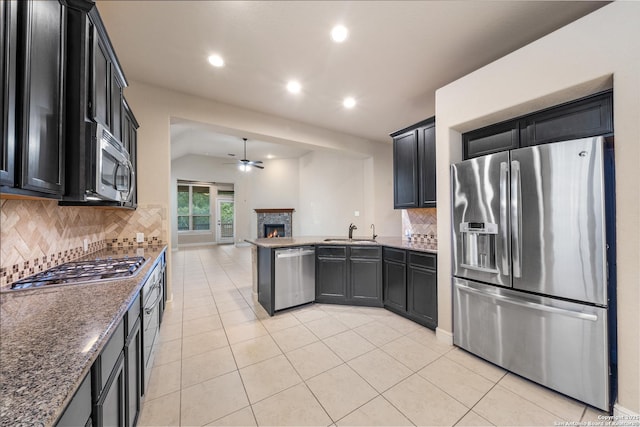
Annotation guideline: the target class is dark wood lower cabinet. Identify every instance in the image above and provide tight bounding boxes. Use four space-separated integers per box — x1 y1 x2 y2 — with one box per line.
316 254 348 303
350 257 382 307
383 249 437 330
383 259 407 312
95 352 126 427
125 319 141 427
407 265 437 329
56 372 92 427
316 245 382 306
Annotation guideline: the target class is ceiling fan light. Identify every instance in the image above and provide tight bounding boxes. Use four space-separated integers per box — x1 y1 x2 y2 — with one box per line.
238 163 250 172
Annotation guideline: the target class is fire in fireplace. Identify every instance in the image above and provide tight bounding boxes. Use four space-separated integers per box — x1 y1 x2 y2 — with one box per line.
264 224 285 238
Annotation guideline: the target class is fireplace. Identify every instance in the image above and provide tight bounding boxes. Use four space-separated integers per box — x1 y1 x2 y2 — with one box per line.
264 224 285 238
255 208 294 238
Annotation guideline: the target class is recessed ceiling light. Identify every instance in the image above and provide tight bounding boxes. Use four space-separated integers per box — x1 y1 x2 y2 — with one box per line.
287 80 302 94
266 154 274 159
208 54 224 67
343 96 356 109
331 25 348 43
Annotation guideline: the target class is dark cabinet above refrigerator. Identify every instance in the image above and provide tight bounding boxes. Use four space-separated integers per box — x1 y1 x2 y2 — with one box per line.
463 90 613 160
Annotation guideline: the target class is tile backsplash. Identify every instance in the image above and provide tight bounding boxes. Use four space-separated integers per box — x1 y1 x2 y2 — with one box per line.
0 199 167 289
402 208 437 244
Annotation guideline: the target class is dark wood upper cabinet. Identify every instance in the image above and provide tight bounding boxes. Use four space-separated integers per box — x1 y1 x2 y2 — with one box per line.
0 0 18 187
63 0 135 207
391 116 436 209
519 91 613 147
463 90 613 160
19 0 66 196
0 0 66 197
92 33 110 128
418 124 436 207
121 98 138 209
392 129 419 208
463 120 519 159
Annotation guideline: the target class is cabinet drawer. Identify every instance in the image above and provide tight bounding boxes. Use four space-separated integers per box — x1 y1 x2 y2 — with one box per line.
97 320 125 394
383 247 406 263
126 294 140 337
408 251 436 270
350 246 381 259
316 246 347 258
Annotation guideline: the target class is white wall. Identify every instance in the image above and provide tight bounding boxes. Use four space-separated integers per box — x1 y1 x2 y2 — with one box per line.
298 150 369 237
245 157 300 238
435 2 640 413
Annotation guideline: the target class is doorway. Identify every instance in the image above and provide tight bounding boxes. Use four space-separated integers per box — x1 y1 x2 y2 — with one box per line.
216 199 234 244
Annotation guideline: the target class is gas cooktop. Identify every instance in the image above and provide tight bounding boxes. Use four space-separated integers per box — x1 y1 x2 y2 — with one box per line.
10 256 146 290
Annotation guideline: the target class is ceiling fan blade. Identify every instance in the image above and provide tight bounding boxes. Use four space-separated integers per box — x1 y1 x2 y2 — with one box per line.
252 164 265 169
252 160 263 164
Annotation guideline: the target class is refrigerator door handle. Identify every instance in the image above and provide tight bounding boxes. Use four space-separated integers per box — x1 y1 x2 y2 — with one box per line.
456 282 598 321
511 160 522 278
499 162 510 276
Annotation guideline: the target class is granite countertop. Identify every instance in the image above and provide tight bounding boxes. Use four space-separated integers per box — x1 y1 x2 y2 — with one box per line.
0 245 167 427
246 236 437 254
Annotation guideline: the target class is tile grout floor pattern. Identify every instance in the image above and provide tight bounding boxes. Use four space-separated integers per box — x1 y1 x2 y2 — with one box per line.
139 245 608 427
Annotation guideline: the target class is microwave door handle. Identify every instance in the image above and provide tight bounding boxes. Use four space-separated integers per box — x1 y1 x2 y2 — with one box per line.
112 162 121 191
123 157 135 203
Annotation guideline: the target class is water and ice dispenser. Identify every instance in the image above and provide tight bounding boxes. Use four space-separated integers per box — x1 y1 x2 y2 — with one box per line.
459 222 499 273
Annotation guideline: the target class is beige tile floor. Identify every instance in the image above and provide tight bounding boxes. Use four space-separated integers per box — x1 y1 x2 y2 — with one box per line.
139 245 608 427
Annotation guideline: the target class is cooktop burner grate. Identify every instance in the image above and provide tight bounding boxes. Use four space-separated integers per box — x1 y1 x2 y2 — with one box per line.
10 256 146 290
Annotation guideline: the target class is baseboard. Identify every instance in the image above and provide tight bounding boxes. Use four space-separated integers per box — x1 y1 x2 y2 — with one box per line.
614 404 640 422
436 327 454 345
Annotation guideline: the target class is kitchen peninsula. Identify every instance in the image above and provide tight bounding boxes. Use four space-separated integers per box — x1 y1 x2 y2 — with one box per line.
248 236 438 330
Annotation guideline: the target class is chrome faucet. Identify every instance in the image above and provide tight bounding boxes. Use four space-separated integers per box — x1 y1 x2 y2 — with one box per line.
348 223 357 239
370 224 377 240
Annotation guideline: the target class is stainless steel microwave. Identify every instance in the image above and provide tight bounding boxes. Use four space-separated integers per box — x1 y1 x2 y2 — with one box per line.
88 124 135 203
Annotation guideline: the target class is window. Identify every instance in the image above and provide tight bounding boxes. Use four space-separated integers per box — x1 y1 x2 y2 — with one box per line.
177 183 210 231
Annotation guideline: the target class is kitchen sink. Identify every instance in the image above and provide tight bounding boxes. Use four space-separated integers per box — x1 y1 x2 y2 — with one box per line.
323 238 378 243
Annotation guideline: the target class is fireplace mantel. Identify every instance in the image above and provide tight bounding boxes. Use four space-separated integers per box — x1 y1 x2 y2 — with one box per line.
254 208 295 214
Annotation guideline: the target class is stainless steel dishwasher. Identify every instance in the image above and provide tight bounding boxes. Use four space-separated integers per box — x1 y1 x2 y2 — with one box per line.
274 246 316 311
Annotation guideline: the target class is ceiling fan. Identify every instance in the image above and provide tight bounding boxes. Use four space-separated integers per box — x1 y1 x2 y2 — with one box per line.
226 138 264 170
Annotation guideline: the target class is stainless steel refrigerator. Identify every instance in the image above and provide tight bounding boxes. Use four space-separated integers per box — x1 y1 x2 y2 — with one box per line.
451 136 616 411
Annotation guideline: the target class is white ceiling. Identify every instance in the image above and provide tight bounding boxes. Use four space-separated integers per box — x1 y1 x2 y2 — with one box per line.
97 0 608 159
170 118 312 161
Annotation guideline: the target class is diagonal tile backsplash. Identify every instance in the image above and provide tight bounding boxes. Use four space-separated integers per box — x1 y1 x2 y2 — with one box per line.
0 199 167 289
401 208 437 244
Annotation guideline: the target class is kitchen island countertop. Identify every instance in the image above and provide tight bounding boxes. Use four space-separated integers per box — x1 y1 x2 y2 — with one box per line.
0 245 167 427
246 236 437 254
